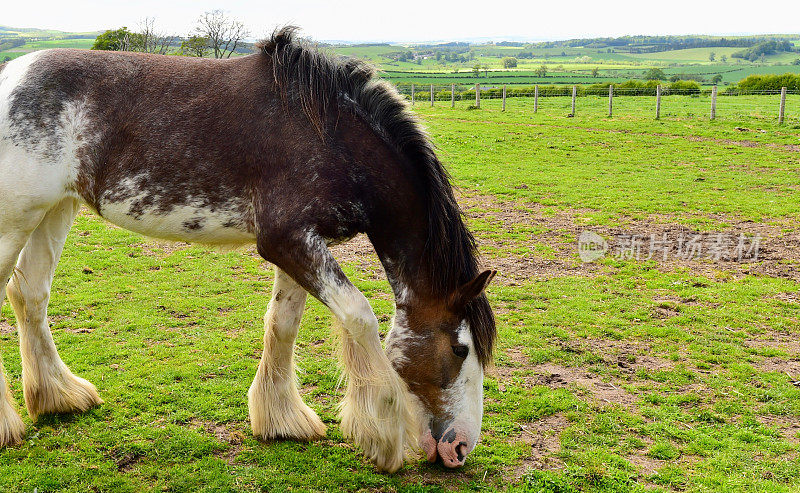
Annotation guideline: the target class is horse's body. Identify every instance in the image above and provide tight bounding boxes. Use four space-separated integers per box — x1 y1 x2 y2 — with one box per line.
0 28 496 472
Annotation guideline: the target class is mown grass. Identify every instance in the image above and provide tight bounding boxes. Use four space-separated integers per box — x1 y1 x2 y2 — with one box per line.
2 96 800 491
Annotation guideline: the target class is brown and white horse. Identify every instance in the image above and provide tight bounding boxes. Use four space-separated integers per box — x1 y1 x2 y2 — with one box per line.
0 27 496 472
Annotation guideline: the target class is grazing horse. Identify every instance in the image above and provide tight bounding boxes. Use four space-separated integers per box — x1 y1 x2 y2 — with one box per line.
0 27 496 472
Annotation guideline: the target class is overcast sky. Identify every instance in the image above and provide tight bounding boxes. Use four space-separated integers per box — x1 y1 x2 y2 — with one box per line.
4 1 799 43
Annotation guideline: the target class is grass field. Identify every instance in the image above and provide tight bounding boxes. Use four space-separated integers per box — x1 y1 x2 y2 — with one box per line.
1 95 799 491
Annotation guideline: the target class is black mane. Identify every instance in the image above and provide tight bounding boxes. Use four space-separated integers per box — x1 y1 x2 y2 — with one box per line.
256 27 495 365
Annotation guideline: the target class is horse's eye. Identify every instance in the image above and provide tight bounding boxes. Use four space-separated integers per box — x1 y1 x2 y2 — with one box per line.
452 345 469 359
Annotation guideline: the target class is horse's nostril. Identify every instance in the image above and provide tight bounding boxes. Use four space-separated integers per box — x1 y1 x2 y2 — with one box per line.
455 442 468 462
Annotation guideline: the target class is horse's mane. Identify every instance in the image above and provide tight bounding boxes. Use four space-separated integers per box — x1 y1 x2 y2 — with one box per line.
256 27 495 365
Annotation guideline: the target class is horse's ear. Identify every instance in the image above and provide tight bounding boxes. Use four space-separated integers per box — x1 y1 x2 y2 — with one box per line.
449 270 496 310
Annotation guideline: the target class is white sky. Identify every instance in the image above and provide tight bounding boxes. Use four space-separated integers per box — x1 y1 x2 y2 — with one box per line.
4 1 800 43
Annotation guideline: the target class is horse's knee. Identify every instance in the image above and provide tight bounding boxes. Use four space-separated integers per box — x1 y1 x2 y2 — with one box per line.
340 298 379 341
6 276 49 320
265 289 306 343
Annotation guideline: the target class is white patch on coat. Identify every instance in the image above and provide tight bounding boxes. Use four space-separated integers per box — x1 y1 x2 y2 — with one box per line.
98 176 254 245
0 51 76 215
441 322 484 453
58 97 95 186
385 308 422 367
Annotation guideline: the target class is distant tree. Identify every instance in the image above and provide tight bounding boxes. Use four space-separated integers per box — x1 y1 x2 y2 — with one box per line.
482 64 489 76
194 10 249 59
92 20 175 54
472 63 481 77
535 64 547 77
92 27 140 51
643 68 667 80
138 17 176 54
794 58 800 66
709 51 716 62
591 67 599 77
180 35 210 57
502 57 517 68
711 74 723 84
721 54 728 63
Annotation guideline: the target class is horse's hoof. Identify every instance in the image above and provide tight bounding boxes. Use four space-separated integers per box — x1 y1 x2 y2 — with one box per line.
23 370 102 421
0 400 25 447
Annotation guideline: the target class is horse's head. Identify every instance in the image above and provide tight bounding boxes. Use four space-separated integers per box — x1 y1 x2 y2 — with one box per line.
385 269 496 468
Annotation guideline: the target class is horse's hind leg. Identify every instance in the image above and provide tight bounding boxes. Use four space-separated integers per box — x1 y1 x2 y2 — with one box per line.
0 201 53 445
0 228 38 446
248 267 326 440
257 231 417 473
6 198 102 421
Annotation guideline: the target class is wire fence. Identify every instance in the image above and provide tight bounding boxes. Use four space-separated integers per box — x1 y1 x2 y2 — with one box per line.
397 83 799 123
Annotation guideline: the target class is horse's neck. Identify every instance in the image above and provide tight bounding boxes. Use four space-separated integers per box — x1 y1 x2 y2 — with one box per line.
370 216 432 306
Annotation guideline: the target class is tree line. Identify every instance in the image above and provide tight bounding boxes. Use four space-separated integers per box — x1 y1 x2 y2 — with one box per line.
533 34 799 54
91 11 249 58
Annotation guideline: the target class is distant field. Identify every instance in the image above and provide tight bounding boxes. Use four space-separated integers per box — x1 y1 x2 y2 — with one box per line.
627 47 743 63
14 38 96 51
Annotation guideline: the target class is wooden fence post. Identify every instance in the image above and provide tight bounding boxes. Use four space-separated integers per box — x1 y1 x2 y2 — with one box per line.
656 84 661 120
608 84 613 117
430 84 434 107
710 85 717 120
475 83 480 108
502 85 506 112
779 86 787 124
411 83 415 106
534 84 539 113
571 85 577 116
451 83 455 108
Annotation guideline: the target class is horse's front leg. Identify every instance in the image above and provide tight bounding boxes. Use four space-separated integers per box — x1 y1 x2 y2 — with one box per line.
6 199 102 421
248 267 326 440
257 231 418 473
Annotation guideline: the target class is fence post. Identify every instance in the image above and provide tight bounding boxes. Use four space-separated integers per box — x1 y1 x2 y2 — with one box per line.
571 85 577 116
656 84 661 120
608 84 613 117
475 83 480 108
411 83 415 106
710 85 717 120
534 84 539 113
779 86 787 124
451 83 455 108
502 85 506 112
430 84 434 107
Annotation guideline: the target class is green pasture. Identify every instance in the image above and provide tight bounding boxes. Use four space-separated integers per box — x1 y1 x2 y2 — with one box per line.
15 38 96 51
1 90 800 491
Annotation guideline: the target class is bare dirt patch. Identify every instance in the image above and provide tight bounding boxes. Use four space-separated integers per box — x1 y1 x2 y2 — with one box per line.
754 357 800 376
189 418 247 464
460 193 800 283
533 363 639 409
516 413 568 475
744 333 800 356
0 320 14 335
757 415 800 445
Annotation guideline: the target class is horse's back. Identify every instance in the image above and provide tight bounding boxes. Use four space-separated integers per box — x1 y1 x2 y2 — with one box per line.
0 49 278 244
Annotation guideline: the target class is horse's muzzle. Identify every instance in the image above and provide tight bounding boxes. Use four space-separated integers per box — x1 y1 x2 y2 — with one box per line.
420 425 472 468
